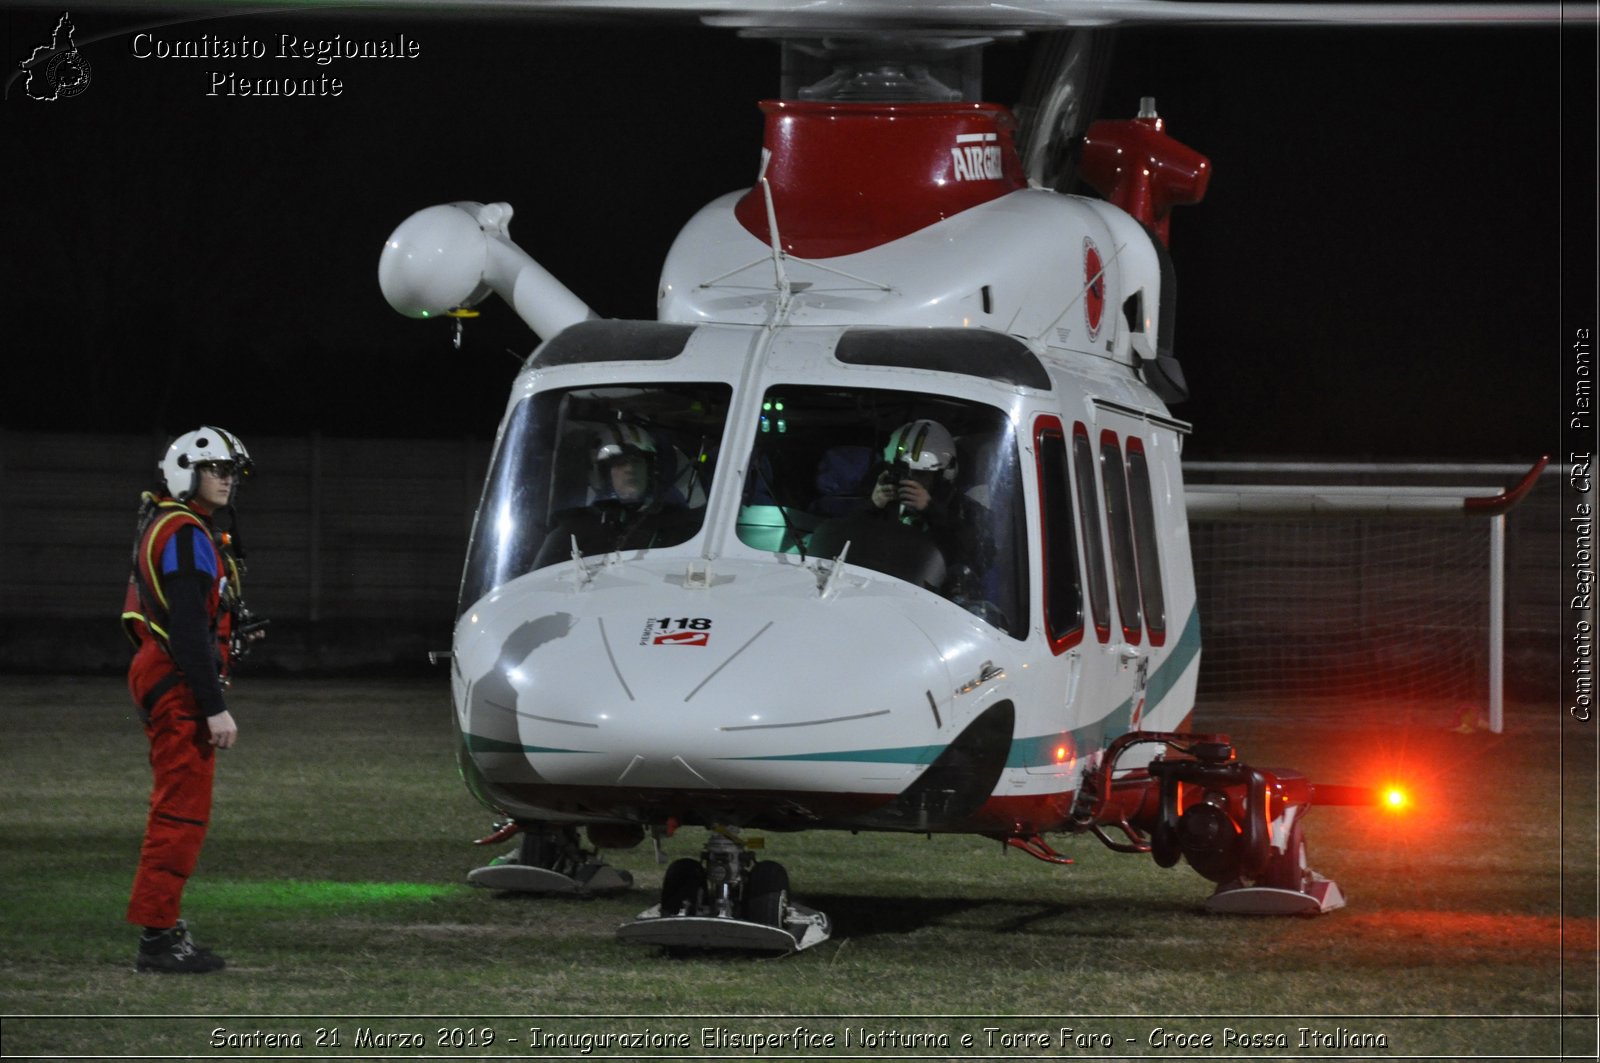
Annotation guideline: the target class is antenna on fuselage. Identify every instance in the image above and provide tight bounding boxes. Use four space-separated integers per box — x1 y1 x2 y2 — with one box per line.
759 174 792 315
818 541 851 600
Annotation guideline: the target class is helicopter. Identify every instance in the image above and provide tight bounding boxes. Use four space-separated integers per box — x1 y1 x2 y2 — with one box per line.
375 1 1572 952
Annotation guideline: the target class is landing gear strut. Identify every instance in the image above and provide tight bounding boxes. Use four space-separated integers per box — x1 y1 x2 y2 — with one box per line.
467 822 634 894
617 828 831 952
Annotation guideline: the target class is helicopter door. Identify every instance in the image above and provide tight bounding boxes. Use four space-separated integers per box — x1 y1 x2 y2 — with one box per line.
1092 413 1177 735
1096 425 1172 648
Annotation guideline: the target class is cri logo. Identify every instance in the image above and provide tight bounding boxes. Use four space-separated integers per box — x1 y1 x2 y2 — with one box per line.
1083 238 1106 341
653 631 709 647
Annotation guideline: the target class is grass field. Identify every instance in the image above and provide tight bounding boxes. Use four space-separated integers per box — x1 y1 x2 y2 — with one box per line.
0 674 1593 1060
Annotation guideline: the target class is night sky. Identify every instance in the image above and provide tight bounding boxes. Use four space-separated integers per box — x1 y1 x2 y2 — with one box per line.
2 5 1593 461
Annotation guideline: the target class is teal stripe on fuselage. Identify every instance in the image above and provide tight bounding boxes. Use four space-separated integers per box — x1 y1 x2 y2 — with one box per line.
462 734 595 756
725 744 944 765
1100 607 1203 743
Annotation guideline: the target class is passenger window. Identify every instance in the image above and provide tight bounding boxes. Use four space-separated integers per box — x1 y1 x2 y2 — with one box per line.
1035 419 1082 651
1125 438 1167 646
1072 424 1111 642
1099 431 1143 644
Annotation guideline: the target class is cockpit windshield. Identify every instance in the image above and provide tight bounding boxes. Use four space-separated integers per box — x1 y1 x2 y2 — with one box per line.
459 382 730 612
736 386 1029 639
462 379 1029 641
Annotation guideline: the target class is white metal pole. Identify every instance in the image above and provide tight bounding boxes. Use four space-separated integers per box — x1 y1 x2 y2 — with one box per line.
1489 513 1506 733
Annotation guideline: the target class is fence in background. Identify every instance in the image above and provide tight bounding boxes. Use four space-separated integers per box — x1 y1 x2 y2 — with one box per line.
1 431 491 670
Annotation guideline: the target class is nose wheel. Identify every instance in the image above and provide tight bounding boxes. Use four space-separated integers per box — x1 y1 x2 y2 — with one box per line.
618 829 830 953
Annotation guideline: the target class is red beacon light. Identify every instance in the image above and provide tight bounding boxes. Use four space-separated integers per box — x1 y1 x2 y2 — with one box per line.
1381 786 1411 813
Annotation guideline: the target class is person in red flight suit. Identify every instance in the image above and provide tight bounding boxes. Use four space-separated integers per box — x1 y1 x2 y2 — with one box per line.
121 426 258 974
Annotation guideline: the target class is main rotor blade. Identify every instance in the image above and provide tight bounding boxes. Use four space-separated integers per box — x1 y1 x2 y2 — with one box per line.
7 0 1586 26
1014 29 1117 193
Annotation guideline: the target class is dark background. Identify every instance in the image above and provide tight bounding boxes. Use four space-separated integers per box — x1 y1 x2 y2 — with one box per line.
2 6 1594 461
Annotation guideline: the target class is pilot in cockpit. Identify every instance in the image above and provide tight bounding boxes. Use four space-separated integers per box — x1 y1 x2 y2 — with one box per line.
535 423 703 567
592 423 658 509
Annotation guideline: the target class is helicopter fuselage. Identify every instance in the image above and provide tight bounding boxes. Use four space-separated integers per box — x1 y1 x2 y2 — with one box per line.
447 105 1201 838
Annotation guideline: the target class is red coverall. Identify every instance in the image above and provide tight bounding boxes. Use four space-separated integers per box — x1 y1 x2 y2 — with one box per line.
123 497 236 930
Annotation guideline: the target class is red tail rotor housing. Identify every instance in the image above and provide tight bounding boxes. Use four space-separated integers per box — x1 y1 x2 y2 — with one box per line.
1079 105 1212 245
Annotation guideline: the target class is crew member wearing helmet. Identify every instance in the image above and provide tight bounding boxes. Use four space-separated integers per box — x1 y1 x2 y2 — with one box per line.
799 418 966 592
121 426 256 974
871 419 959 531
535 422 702 568
591 422 661 510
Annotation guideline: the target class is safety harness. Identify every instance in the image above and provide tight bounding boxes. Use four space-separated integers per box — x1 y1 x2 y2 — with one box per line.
121 493 246 718
124 495 213 644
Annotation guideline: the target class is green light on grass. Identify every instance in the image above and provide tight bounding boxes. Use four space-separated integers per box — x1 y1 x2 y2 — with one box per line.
202 879 453 911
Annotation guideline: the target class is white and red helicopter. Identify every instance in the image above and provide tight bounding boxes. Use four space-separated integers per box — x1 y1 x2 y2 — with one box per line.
377 0 1568 952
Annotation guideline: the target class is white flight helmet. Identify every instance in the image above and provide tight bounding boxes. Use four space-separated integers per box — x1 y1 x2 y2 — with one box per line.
161 426 253 501
592 422 657 466
884 420 957 482
590 423 660 503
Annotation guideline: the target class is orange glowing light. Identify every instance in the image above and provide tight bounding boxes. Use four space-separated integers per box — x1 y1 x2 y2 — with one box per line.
1382 787 1409 811
1055 745 1069 762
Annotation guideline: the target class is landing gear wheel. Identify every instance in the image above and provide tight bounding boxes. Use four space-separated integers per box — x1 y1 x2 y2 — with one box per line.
660 858 706 917
742 861 789 927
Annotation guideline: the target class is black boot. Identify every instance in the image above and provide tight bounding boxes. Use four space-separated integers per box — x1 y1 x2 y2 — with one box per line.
135 920 225 974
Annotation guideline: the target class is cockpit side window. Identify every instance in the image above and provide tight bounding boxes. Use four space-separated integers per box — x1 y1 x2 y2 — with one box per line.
733 385 1029 639
459 382 730 613
1035 416 1084 652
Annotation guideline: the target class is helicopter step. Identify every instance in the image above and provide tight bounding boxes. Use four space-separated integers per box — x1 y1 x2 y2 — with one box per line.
617 902 831 953
466 823 634 895
616 830 831 953
468 861 634 894
1205 873 1346 916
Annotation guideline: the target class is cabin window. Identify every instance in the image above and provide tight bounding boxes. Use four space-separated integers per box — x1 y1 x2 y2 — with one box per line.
1125 438 1167 645
734 385 1029 640
1035 419 1083 651
459 382 731 613
1100 430 1143 644
1072 423 1111 642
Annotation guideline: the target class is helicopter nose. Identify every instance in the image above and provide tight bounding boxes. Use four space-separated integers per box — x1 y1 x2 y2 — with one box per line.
456 581 954 796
